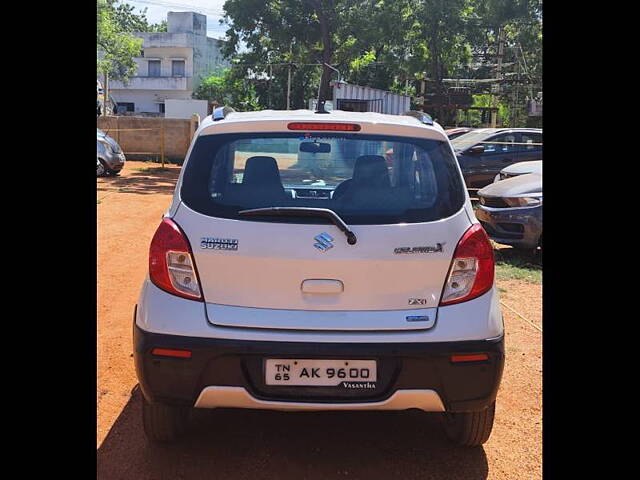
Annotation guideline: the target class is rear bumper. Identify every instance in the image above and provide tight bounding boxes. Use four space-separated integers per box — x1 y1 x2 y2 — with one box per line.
134 322 504 413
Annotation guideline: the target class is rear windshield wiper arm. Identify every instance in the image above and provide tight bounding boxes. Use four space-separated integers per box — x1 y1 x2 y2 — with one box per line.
238 207 357 245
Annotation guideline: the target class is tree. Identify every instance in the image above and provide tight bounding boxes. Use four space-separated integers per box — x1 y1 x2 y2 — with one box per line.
110 1 168 32
305 0 335 106
97 0 142 82
193 68 260 111
219 0 542 126
222 0 344 110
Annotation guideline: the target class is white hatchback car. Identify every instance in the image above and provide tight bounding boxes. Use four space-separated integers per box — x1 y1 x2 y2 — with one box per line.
134 107 504 445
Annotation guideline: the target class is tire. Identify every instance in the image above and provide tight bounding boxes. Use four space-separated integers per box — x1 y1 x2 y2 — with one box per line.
142 397 189 443
441 401 496 447
97 159 106 177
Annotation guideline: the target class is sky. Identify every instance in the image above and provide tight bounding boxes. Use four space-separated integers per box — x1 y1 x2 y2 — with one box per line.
125 0 229 39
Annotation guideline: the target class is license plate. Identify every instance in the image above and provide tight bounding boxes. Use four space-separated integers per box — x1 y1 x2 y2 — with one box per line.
265 359 377 386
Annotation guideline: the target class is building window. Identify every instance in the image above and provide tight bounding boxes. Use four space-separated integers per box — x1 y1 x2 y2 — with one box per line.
172 60 185 77
158 103 165 114
117 102 135 112
148 60 161 77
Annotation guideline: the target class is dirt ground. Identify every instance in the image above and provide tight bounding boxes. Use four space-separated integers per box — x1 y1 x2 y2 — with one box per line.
97 161 542 479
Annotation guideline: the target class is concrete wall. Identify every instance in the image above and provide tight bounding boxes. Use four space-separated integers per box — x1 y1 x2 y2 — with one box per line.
165 99 208 119
110 89 194 114
97 116 195 162
168 11 206 35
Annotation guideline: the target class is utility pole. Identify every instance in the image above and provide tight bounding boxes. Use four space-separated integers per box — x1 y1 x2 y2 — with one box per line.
286 40 293 110
491 26 505 127
103 72 109 116
514 50 521 127
268 64 272 109
160 118 165 168
286 64 291 110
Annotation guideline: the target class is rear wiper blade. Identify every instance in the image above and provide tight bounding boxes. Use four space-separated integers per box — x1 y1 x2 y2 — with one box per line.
238 207 357 245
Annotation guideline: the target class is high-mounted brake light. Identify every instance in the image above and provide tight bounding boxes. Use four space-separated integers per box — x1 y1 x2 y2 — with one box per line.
440 224 494 306
149 218 203 301
287 122 361 131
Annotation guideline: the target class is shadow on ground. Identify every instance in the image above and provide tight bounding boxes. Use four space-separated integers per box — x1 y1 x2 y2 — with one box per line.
494 245 542 270
97 387 489 480
97 167 181 196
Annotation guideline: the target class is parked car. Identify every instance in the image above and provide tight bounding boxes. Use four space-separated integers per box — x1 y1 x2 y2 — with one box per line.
445 127 474 140
476 173 542 250
97 128 126 176
451 128 542 189
494 160 542 183
97 158 105 177
134 107 504 446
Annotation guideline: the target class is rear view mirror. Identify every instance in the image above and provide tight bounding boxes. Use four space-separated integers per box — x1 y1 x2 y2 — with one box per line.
300 142 331 154
469 145 485 154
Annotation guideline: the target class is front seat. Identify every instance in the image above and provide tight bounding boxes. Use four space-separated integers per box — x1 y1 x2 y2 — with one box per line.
224 156 288 206
333 155 391 200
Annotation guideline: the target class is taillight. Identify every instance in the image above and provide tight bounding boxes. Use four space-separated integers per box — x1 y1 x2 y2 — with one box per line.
440 224 494 306
149 218 203 301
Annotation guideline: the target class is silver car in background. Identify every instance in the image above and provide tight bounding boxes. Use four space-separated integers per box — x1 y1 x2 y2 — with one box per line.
476 173 542 251
494 160 542 183
97 128 126 176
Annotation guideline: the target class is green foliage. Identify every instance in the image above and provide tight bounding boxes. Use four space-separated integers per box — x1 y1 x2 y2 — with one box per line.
97 1 169 81
193 68 261 111
217 0 542 118
494 246 542 284
97 0 143 81
110 1 167 32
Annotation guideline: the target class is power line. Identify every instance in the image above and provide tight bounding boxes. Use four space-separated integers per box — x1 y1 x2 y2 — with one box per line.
128 0 224 17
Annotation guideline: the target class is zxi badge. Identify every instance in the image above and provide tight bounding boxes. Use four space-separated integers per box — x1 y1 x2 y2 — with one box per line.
408 298 428 306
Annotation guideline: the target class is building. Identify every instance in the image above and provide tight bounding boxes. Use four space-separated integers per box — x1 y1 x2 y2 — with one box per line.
330 81 411 115
109 11 227 115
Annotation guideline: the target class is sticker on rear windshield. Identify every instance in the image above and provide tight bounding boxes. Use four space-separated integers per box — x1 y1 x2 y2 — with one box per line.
201 237 238 251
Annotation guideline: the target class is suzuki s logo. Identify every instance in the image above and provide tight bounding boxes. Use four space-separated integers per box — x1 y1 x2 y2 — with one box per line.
314 232 334 252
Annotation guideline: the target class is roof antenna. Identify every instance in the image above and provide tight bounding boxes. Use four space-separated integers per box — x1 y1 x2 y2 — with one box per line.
315 100 329 114
314 63 341 114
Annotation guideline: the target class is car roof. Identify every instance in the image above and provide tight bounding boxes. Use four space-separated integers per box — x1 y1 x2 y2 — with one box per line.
199 109 446 132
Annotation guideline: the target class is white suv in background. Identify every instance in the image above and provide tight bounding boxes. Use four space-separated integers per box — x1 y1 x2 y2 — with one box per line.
134 107 504 446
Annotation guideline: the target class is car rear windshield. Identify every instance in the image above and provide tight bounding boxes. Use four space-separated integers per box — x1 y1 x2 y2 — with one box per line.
181 132 465 224
451 130 498 150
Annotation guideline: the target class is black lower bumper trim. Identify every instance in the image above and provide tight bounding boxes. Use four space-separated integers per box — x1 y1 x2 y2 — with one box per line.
133 322 504 413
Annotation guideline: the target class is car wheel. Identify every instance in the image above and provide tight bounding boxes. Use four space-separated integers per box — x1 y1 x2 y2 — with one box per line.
97 160 106 177
142 396 190 443
441 401 496 446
